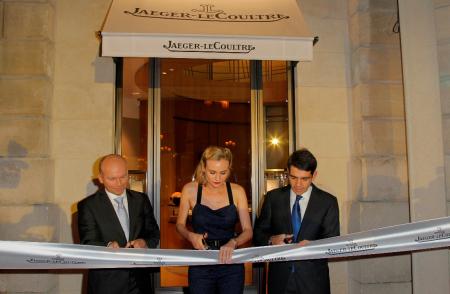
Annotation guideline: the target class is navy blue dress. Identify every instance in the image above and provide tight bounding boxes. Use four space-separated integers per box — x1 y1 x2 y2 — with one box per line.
188 182 245 294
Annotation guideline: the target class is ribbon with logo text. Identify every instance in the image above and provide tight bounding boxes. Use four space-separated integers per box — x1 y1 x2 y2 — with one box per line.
1 216 449 269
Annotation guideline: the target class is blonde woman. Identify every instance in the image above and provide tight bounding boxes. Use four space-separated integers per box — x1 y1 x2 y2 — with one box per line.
176 146 252 294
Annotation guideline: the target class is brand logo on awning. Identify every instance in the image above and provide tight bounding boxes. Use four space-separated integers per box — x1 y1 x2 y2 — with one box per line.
163 40 255 54
125 4 290 22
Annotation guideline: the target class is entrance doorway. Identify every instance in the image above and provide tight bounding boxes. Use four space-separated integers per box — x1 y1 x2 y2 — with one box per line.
116 57 296 291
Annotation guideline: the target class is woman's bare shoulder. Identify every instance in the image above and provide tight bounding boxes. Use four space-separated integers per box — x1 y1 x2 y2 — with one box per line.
182 181 199 196
230 183 246 196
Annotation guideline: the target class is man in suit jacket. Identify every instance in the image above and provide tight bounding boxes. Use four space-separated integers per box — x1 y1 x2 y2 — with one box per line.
78 154 160 294
254 148 340 294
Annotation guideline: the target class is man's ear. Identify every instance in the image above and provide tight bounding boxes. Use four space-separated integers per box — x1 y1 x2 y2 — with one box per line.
312 170 318 181
98 173 104 184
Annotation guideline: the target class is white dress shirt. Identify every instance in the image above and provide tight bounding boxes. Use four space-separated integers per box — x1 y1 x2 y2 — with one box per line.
105 189 129 216
290 185 312 220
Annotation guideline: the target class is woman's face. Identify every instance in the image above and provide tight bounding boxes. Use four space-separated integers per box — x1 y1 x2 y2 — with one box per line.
204 159 230 188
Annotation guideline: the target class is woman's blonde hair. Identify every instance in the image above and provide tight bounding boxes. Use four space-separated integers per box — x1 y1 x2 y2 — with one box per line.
194 146 233 185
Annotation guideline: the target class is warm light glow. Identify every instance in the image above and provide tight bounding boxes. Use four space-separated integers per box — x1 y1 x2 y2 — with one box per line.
220 100 229 109
224 140 236 147
270 137 280 146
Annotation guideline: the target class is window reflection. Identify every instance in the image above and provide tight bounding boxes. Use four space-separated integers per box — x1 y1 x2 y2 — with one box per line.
120 58 149 171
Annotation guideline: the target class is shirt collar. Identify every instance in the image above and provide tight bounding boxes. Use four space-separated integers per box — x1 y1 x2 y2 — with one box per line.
290 185 313 202
105 189 127 200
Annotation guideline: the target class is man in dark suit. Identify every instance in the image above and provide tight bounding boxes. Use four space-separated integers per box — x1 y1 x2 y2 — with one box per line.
254 148 340 294
78 154 160 294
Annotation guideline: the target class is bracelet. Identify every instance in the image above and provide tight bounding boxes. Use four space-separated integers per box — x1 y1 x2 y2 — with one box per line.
231 238 238 249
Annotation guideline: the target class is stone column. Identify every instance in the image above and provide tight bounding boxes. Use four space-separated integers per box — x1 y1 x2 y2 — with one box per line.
348 0 410 293
296 0 352 293
398 0 450 293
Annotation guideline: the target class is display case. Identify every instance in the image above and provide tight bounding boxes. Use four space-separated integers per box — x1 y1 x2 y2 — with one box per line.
264 169 288 193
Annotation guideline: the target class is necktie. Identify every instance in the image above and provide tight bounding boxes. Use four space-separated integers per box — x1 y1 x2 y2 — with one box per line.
292 195 303 242
114 197 129 241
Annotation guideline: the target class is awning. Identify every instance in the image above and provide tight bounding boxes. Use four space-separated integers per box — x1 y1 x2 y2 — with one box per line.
101 0 313 61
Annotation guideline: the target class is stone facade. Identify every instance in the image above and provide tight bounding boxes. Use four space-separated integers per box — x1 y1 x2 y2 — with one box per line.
296 0 351 293
436 0 450 210
0 0 114 292
435 0 450 273
0 0 57 292
347 1 411 293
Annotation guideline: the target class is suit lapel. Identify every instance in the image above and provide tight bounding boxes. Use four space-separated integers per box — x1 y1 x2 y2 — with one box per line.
127 190 137 240
298 184 319 238
282 185 293 233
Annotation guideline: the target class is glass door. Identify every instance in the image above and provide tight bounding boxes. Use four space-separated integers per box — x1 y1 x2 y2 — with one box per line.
116 57 295 291
158 59 252 286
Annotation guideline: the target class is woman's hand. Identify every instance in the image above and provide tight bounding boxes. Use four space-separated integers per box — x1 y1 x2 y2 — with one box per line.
189 232 208 250
219 238 237 264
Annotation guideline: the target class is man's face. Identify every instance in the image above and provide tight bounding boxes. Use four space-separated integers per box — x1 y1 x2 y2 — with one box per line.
98 157 128 195
288 166 316 195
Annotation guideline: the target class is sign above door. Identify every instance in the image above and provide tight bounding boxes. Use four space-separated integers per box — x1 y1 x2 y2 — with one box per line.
101 0 314 61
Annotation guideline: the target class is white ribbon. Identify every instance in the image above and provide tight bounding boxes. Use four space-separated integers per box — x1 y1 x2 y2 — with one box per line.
1 216 449 269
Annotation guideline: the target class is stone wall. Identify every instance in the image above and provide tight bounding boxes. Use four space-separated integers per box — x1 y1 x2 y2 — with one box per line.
0 0 114 292
296 0 351 293
52 0 115 292
434 0 450 272
347 0 410 293
0 0 57 292
435 1 450 215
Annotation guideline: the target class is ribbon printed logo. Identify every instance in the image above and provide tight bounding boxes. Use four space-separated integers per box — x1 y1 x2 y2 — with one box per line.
326 240 378 256
124 4 290 23
27 254 85 265
415 227 450 243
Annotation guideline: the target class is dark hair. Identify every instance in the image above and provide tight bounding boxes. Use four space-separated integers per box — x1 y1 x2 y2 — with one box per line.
287 148 317 174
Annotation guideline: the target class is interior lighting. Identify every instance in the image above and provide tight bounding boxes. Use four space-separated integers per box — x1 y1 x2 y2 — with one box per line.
220 100 229 109
270 137 280 146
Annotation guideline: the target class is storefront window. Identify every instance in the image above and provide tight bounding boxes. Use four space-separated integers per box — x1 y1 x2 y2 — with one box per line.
263 61 290 193
119 58 149 192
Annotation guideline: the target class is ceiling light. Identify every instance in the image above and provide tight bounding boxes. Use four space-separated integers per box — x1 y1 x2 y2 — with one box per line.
270 137 280 146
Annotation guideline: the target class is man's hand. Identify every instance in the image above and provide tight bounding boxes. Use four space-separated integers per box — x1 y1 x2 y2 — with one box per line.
107 241 120 248
126 238 148 248
269 234 294 245
298 240 310 247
